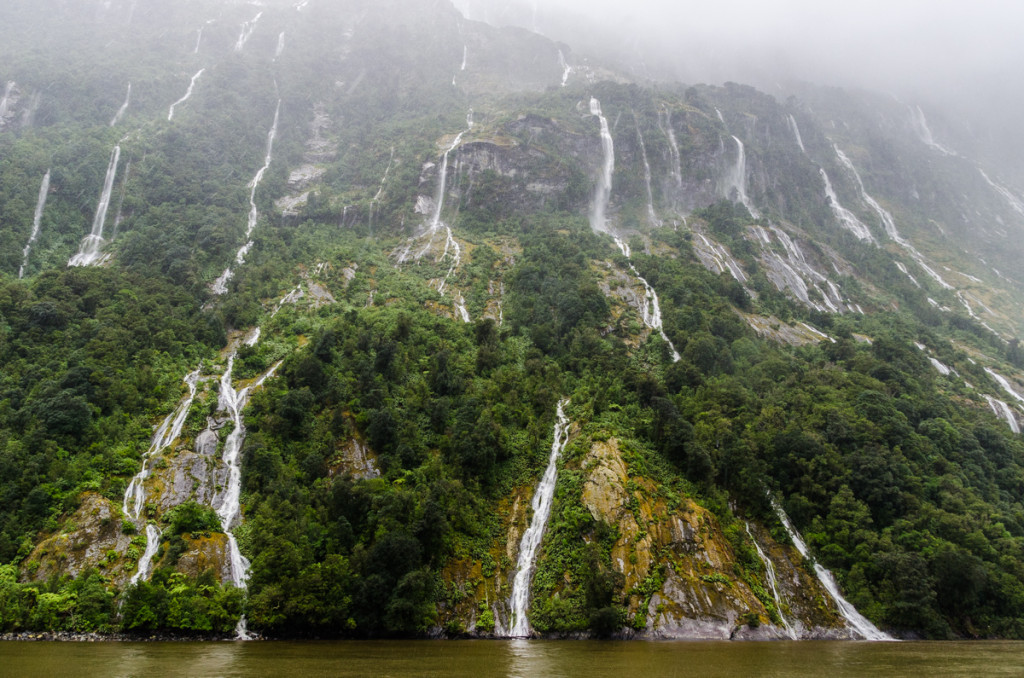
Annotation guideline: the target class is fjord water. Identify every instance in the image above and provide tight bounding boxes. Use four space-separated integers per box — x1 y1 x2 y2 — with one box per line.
3 640 1022 677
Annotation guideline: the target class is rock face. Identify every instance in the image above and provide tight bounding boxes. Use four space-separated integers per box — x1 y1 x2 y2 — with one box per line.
24 493 136 588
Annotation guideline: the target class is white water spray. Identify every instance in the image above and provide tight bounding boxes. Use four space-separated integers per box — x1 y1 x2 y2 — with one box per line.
0 81 13 121
557 50 571 87
723 135 758 218
775 502 892 640
110 83 131 126
213 100 281 294
509 399 571 637
19 170 50 279
658 107 683 195
69 146 121 267
745 522 797 639
167 69 205 121
634 113 660 228
986 368 1024 406
130 524 162 586
985 395 1020 434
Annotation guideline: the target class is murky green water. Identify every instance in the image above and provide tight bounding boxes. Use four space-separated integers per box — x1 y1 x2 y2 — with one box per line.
3 639 1022 677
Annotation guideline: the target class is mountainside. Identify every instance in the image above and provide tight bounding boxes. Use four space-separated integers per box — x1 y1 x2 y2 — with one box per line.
2 0 1024 640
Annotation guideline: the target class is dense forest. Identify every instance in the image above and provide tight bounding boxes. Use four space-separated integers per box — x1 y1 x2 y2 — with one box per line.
1 0 1024 641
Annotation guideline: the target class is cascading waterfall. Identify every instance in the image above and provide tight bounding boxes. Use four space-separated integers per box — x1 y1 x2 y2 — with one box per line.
694 233 746 283
110 83 131 126
557 50 571 87
215 354 281 639
275 32 285 59
774 502 892 640
657 107 683 195
633 113 660 227
168 69 205 121
235 12 263 52
69 146 121 267
629 263 681 362
461 45 468 71
788 114 806 154
509 399 571 637
589 98 615 235
19 170 50 279
123 368 201 584
723 135 758 218
369 147 395 232
895 262 921 288
909 105 954 156
834 144 954 291
745 523 797 639
985 395 1020 434
213 100 281 294
978 169 1024 217
986 368 1024 406
820 168 874 242
0 81 14 120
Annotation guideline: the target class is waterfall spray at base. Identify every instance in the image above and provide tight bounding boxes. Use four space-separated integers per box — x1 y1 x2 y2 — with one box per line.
774 502 893 640
19 170 50 278
69 145 121 267
745 522 797 639
508 399 570 637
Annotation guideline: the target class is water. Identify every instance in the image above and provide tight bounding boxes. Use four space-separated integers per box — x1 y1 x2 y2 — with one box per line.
69 146 121 267
985 395 1020 434
235 12 263 52
110 83 131 126
168 69 205 121
788 114 806 153
657 107 683 195
775 504 892 641
275 32 285 59
745 522 796 639
986 368 1024 406
509 400 570 637
557 50 571 86
130 523 162 586
978 168 1024 217
724 135 758 218
633 113 660 227
820 169 874 242
909 105 954 156
213 101 281 294
0 81 13 120
19 170 50 278
588 98 614 235
4 640 1022 677
694 233 746 283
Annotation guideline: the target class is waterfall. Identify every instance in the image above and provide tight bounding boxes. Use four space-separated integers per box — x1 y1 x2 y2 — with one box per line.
69 146 121 267
589 98 615 235
194 27 204 53
909 105 954 156
215 355 281 639
123 367 201 585
110 83 131 126
19 170 50 279
834 144 953 290
895 262 921 288
657 107 683 194
235 12 263 52
168 69 205 121
629 263 681 362
978 169 1024 218
723 135 758 218
774 502 892 640
633 113 660 228
0 81 13 121
557 50 571 87
461 45 467 71
788 114 806 154
820 169 874 242
986 368 1024 406
275 32 285 59
985 395 1021 434
430 112 473 232
213 100 281 294
745 522 797 639
694 233 746 283
509 399 571 637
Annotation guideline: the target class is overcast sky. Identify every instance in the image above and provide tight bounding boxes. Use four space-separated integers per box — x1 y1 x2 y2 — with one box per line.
452 0 1024 104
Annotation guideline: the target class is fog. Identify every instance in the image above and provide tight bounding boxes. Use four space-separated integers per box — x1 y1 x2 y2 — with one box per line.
453 0 1024 123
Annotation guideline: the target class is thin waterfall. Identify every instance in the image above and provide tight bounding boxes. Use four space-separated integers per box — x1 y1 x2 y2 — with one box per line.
69 146 121 267
427 112 473 322
985 395 1021 434
745 522 797 639
275 32 285 60
123 367 202 585
557 50 571 87
788 114 806 154
589 98 614 235
235 12 263 52
509 399 571 637
19 170 50 278
978 169 1024 217
110 83 131 126
168 69 205 121
633 112 660 227
0 81 14 121
723 135 758 218
986 368 1024 406
774 502 892 640
820 168 874 241
657 106 683 194
213 100 281 294
909 105 954 156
